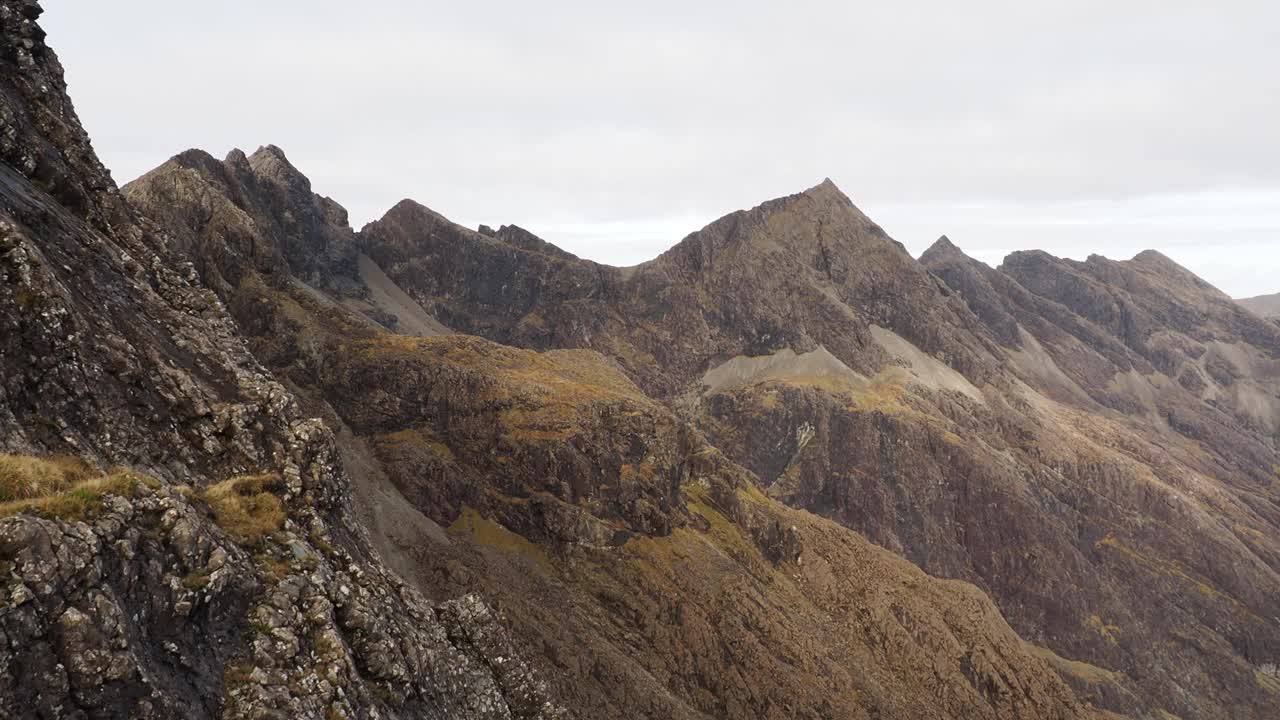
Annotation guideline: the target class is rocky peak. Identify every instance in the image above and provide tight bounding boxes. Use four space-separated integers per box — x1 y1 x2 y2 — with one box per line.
124 144 362 297
1124 248 1227 298
652 178 886 273
806 176 852 203
373 197 456 235
919 235 1025 347
919 234 969 264
246 144 314 194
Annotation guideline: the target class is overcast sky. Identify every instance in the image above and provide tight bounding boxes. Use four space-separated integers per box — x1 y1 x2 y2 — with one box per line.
43 1 1280 297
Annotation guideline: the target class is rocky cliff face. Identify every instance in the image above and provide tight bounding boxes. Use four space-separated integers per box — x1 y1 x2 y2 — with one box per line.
124 145 364 301
0 3 563 718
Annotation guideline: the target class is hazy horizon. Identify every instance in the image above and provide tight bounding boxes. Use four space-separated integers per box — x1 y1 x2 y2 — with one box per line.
43 1 1280 298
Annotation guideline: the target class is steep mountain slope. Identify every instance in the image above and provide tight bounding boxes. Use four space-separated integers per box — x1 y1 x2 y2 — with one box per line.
0 4 562 718
347 186 1280 717
1239 292 1280 318
124 144 1098 719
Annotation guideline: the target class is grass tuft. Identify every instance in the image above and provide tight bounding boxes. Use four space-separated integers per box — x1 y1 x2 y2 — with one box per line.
202 474 286 546
0 455 150 521
0 454 97 503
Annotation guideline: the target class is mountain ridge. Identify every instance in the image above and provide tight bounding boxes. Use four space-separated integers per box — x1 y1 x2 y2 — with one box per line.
142 140 1280 717
325 153 1280 718
121 141 1096 718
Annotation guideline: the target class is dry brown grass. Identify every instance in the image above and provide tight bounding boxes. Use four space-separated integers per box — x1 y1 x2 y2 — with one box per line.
1093 533 1257 618
202 474 286 546
0 455 152 521
1087 614 1121 645
432 337 650 444
0 454 97 503
1255 669 1280 696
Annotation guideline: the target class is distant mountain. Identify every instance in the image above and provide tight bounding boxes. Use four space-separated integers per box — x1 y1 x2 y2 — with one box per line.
351 184 1280 719
1239 292 1280 318
358 180 999 397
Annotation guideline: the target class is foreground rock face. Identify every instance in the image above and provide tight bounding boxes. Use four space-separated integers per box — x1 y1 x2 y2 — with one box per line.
0 455 562 720
0 3 561 717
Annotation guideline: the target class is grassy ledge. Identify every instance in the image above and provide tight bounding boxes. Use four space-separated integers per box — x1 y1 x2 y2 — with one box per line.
0 454 154 521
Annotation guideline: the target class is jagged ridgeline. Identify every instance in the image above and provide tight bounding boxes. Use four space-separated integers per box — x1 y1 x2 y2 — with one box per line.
4 2 1280 720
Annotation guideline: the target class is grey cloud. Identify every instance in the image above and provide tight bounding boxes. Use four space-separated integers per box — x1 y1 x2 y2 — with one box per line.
43 0 1280 296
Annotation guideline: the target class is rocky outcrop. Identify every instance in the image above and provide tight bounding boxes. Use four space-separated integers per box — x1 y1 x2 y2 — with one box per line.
0 443 564 720
123 145 363 301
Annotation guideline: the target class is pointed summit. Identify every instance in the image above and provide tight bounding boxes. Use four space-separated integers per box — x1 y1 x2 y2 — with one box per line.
247 144 313 192
656 177 888 269
1126 249 1224 296
920 235 969 265
800 177 854 208
125 143 361 295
